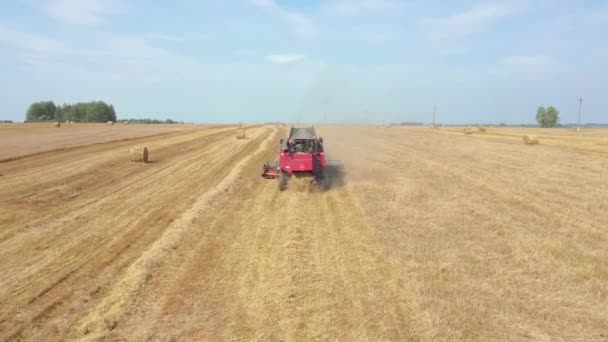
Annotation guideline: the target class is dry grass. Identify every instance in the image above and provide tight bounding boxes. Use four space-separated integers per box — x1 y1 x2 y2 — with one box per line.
322 125 608 341
129 146 149 163
1 124 607 341
0 123 203 161
425 125 608 154
78 127 279 338
523 134 540 145
0 125 271 341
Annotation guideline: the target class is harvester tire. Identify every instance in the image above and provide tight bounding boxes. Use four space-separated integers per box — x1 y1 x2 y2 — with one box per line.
279 173 288 191
320 171 331 190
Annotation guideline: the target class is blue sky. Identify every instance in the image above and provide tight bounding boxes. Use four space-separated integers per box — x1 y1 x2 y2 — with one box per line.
0 0 607 124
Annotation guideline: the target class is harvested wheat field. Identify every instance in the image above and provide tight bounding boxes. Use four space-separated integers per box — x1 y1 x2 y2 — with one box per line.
1 125 607 341
0 122 201 162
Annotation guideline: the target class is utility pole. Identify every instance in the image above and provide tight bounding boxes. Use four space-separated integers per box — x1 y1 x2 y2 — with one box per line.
577 97 583 133
433 104 436 126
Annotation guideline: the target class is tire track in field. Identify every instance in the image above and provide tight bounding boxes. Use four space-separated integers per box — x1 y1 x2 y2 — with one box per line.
2 126 260 340
0 124 218 163
73 126 279 339
0 126 272 341
0 128 236 278
0 126 236 201
105 157 425 339
0 127 237 240
322 126 608 340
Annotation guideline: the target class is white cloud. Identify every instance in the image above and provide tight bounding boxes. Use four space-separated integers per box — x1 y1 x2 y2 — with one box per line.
235 49 256 57
0 26 201 82
0 27 65 55
95 36 202 81
492 55 559 80
422 4 513 39
148 34 185 42
264 54 305 64
249 0 317 38
360 33 393 44
321 0 401 17
45 0 121 25
24 58 120 80
438 47 467 56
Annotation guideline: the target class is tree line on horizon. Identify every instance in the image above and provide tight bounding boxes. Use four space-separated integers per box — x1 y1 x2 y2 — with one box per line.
392 105 563 127
536 106 560 128
21 101 570 127
26 101 117 123
24 101 182 124
122 118 183 124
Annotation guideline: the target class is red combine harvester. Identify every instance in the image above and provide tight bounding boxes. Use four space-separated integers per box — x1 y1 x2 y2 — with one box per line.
262 126 344 191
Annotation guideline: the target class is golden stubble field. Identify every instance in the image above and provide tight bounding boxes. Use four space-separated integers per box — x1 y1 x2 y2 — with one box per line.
0 122 202 162
0 124 606 341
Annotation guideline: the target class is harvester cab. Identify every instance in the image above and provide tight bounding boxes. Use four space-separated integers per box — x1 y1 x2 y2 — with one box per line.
262 126 344 191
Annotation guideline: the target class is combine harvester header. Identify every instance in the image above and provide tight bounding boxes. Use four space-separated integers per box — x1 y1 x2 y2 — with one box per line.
262 126 344 191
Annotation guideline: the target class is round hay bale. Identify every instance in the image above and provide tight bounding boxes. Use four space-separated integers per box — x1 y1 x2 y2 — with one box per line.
129 146 149 163
463 127 474 135
478 127 487 132
107 121 115 125
236 129 246 139
54 121 61 127
522 135 539 145
123 121 129 125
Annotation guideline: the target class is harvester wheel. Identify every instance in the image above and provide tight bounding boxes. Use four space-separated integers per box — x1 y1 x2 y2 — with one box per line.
321 171 331 190
315 170 331 190
279 173 288 191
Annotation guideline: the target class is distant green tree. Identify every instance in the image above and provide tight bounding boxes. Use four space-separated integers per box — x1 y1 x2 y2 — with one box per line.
536 106 546 126
73 104 86 122
536 106 560 127
545 106 560 127
109 104 117 121
54 106 63 122
120 118 180 124
26 101 56 121
59 103 74 122
31 101 118 123
83 101 117 122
